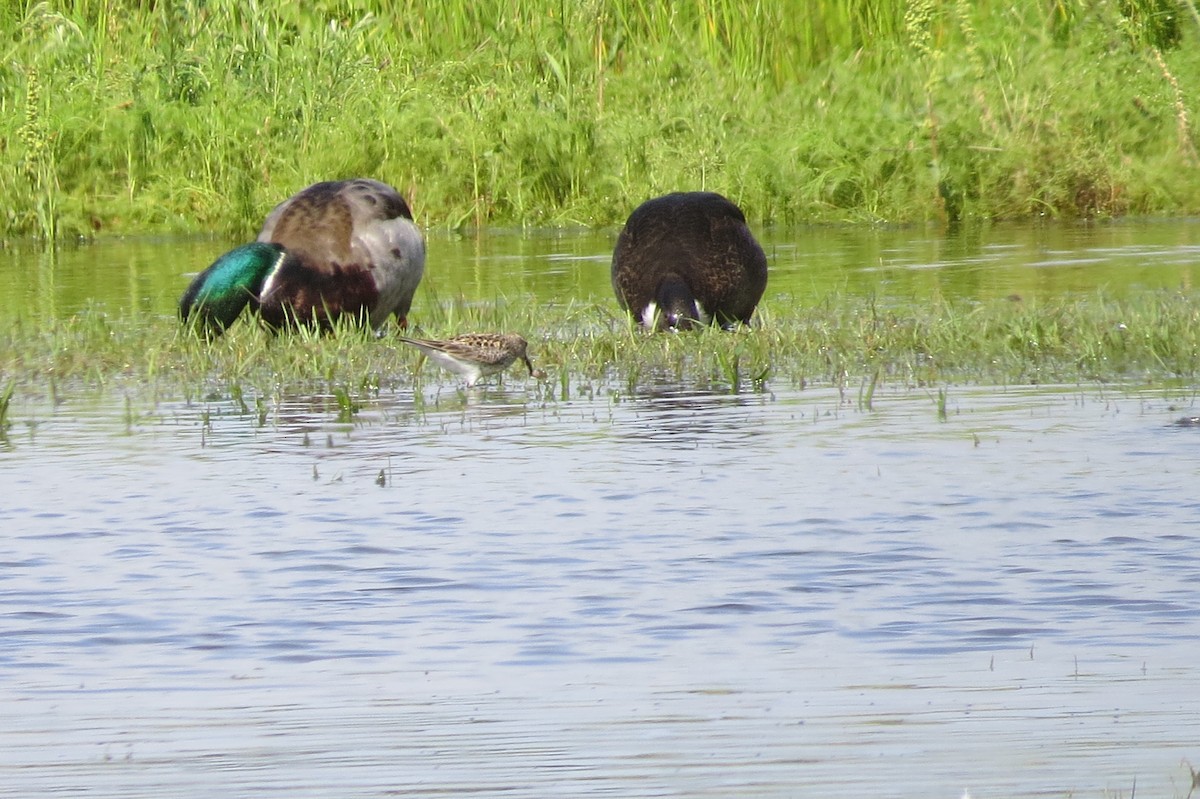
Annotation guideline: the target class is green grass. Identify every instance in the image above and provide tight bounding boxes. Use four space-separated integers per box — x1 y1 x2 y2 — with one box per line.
0 380 13 440
1 0 1199 240
2 292 1199 419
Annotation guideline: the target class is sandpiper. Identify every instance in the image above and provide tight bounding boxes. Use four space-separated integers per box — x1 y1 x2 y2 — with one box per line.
399 333 544 387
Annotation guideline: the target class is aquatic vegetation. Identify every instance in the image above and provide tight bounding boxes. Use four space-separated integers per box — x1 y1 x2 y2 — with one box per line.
3 291 1199 421
0 381 12 439
1 1 1199 240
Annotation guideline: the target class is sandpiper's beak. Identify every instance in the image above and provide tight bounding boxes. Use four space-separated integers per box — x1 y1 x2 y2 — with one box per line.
523 356 546 380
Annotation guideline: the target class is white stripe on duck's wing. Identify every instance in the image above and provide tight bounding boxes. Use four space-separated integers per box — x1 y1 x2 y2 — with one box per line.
255 254 380 331
640 302 659 330
179 242 287 336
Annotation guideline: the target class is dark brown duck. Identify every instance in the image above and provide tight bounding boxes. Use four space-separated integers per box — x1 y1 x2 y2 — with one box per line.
611 192 768 331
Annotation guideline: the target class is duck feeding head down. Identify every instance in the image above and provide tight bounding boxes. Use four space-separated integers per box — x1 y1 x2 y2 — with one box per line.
611 191 768 331
180 178 425 336
648 273 706 331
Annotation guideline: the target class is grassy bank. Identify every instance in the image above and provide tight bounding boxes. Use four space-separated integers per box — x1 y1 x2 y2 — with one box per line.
2 292 1198 431
2 0 1199 240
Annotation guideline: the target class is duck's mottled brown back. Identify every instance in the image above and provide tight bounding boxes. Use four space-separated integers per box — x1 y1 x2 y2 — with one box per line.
258 179 414 273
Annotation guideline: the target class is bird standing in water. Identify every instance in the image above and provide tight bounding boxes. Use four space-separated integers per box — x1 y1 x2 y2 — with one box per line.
180 178 425 335
398 333 543 387
611 191 767 331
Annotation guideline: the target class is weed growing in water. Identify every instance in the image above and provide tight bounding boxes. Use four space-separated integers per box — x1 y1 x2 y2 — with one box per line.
3 290 1200 416
0 382 13 439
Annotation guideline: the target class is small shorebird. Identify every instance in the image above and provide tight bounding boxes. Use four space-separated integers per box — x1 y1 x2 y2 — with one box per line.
399 333 543 387
611 191 768 331
180 178 425 336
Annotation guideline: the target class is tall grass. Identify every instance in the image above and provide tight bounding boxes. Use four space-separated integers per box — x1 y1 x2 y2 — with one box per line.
0 0 1198 239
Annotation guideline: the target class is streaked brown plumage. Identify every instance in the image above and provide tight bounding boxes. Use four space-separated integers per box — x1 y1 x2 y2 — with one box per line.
399 333 542 387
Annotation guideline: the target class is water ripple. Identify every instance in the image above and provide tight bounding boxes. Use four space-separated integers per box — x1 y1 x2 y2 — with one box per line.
3 382 1200 797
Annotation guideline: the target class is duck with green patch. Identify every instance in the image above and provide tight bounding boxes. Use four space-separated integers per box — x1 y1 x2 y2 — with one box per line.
180 179 425 335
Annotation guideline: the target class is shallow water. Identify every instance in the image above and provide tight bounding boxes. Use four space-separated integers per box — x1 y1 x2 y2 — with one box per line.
3 218 1200 321
3 222 1200 797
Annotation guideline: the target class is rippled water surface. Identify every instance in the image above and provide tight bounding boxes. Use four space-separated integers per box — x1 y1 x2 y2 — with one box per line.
3 222 1200 797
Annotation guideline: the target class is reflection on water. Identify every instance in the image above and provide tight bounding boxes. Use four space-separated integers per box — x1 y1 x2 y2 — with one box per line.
3 382 1200 797
4 223 1200 796
2 219 1199 322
